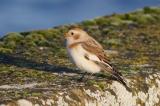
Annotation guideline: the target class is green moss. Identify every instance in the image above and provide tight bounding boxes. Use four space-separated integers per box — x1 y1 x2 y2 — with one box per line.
87 80 97 86
0 47 13 54
97 81 106 90
82 20 97 26
143 6 160 14
3 32 23 42
31 92 42 96
95 17 111 26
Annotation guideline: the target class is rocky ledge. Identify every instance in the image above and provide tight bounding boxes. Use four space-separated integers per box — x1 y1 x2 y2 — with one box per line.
0 7 160 106
0 71 160 106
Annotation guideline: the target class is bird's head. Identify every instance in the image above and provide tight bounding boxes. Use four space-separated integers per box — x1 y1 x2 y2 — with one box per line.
64 28 89 45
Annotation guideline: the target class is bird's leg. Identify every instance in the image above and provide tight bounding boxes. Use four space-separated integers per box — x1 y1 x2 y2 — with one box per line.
87 73 94 79
78 72 87 81
78 72 96 82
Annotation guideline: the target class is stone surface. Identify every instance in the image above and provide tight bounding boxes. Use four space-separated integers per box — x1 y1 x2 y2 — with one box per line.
0 72 160 106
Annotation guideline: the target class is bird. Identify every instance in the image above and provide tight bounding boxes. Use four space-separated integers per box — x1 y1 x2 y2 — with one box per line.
64 27 128 88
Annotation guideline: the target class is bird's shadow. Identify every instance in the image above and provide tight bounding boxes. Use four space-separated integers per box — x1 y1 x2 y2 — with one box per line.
0 53 77 74
0 53 116 81
0 53 132 92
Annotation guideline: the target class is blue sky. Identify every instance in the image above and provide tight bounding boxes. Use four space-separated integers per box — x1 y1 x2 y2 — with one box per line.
0 0 160 36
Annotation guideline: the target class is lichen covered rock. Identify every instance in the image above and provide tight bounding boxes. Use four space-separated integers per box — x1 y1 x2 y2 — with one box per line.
0 7 160 106
0 72 160 106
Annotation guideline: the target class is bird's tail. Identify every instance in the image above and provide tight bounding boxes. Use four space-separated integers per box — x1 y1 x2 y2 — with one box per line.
98 61 131 91
113 74 131 91
111 68 128 87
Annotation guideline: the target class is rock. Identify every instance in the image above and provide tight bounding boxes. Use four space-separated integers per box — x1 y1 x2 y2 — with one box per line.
0 72 160 106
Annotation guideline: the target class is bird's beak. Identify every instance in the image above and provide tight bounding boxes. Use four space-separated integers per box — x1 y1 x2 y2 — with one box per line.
64 32 69 38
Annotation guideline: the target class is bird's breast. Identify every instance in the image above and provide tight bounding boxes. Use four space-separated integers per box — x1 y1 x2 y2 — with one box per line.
67 45 101 73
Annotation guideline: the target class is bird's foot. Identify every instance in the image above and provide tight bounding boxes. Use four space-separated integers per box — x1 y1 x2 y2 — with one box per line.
77 72 95 82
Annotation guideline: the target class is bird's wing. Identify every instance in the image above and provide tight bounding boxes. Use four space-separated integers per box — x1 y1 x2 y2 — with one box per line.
81 38 112 66
81 38 107 61
81 38 128 87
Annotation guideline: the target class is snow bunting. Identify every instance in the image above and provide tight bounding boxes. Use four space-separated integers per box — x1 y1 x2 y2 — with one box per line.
64 27 127 87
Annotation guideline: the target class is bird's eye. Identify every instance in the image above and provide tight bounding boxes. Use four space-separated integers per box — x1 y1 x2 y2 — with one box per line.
71 32 74 35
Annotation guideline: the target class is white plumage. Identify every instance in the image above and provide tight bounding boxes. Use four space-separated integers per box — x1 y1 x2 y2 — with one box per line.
67 44 101 73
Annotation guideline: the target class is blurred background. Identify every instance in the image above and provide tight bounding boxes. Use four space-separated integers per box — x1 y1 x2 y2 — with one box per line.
0 0 160 36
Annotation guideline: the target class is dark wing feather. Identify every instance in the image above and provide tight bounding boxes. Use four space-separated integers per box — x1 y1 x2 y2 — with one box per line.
94 61 128 88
